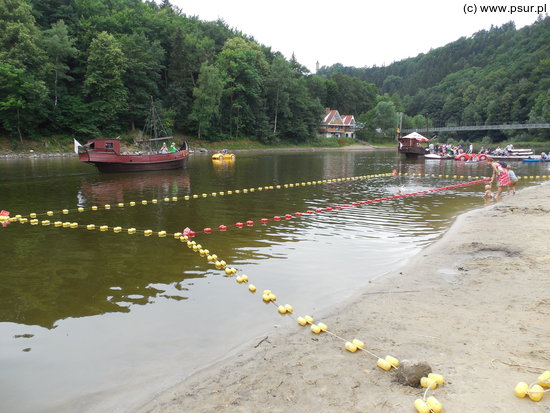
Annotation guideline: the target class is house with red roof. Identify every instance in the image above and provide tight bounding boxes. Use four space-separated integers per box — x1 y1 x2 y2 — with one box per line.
319 108 359 138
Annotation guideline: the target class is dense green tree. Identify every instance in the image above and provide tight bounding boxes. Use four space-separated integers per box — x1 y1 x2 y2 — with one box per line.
119 32 165 130
84 31 128 133
216 37 268 139
190 63 224 139
43 20 78 109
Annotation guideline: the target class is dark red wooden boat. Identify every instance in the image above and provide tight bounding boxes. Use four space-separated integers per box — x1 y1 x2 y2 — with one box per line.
78 138 189 173
78 98 190 173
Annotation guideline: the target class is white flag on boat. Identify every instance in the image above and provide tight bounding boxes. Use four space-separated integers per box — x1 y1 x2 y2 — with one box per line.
73 138 82 154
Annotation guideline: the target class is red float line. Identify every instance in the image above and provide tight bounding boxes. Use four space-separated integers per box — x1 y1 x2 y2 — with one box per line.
192 180 485 236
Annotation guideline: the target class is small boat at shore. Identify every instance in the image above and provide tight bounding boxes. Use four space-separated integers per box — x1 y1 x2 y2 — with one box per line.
522 157 549 163
488 148 534 160
424 153 454 160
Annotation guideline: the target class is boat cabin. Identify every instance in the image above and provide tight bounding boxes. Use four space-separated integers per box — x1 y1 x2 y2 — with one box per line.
87 139 121 154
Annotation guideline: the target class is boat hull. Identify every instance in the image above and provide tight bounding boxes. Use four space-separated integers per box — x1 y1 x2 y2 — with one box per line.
79 151 189 173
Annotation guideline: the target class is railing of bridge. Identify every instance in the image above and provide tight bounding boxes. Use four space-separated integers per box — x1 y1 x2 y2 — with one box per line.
402 122 550 133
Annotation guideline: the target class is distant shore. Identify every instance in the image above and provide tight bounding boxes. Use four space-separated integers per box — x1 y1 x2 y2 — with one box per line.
137 182 550 413
0 143 385 159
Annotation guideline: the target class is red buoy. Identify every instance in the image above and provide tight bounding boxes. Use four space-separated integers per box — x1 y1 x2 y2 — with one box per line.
295 212 303 217
246 220 254 226
284 214 293 219
325 207 333 211
261 218 269 223
274 216 281 220
236 222 244 227
204 227 212 233
219 225 227 231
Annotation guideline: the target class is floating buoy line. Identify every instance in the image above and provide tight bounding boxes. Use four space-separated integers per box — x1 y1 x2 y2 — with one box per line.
5 172 550 410
9 172 548 221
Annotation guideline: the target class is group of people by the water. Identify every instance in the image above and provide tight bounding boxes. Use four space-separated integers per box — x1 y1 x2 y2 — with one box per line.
159 142 177 154
484 160 518 202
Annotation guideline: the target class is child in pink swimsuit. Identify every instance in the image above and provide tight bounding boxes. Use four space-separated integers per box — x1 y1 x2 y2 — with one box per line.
489 161 510 200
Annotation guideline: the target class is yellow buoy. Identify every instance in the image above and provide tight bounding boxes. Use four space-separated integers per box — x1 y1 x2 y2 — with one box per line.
514 381 529 398
127 228 136 234
317 322 328 332
113 226 122 232
248 284 256 292
278 305 287 314
62 222 70 227
428 373 444 385
413 399 431 413
377 358 392 371
538 371 550 387
158 231 166 237
420 377 438 389
100 225 108 231
129 201 136 206
297 317 307 326
304 315 314 324
152 199 158 203
225 268 233 276
47 211 53 216
54 221 63 227
104 204 111 209
345 341 357 353
241 275 248 282
172 197 178 201
142 200 148 205
86 224 95 230
262 294 271 303
91 205 98 211
118 203 125 208
235 276 243 283
70 222 78 228
41 220 51 226
310 324 321 334
268 293 276 302
385 355 399 368
62 209 69 214
164 197 170 202
352 339 365 349
426 396 443 413
528 384 544 402
144 230 153 236
284 304 293 313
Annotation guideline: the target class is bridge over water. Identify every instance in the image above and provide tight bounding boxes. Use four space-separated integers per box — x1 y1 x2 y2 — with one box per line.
402 122 550 134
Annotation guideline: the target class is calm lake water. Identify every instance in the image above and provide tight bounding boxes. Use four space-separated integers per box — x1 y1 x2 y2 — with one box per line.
0 150 548 412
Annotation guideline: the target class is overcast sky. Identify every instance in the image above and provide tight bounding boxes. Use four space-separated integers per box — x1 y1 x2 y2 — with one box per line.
170 0 545 72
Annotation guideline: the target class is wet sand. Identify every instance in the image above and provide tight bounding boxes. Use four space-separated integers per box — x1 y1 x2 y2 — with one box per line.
138 182 550 413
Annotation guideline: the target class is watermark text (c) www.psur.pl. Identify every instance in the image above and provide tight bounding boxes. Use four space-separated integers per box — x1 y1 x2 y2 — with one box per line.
463 3 547 15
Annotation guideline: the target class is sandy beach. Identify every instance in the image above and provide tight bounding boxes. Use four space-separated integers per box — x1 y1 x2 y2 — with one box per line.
136 182 550 413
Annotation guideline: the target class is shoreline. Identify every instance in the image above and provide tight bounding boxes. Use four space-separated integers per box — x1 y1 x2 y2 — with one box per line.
137 182 550 412
0 144 385 159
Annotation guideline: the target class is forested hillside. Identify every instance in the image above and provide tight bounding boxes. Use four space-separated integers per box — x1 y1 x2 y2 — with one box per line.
0 0 379 145
1 0 548 146
319 16 550 142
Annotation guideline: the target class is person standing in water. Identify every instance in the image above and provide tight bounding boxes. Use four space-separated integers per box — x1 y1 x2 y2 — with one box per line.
489 161 510 200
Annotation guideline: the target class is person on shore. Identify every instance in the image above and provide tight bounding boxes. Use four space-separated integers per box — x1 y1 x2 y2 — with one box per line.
483 184 494 202
507 165 518 195
489 161 510 200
